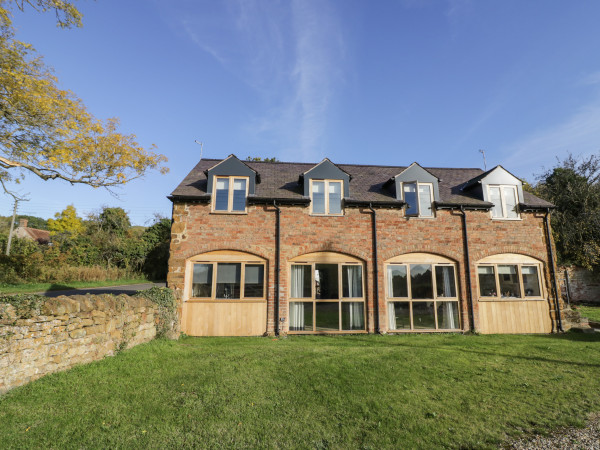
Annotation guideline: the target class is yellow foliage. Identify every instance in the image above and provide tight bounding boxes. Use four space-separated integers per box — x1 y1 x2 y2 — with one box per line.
47 204 84 235
0 1 168 189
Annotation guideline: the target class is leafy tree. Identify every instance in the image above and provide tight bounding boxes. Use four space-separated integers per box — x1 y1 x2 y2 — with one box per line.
534 153 600 270
0 0 168 192
141 218 171 280
47 204 83 236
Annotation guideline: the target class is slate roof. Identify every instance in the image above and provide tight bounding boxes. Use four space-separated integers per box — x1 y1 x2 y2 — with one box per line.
170 158 553 208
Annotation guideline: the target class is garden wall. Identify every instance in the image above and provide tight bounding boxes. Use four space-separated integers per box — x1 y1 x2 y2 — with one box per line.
0 294 159 393
561 266 600 304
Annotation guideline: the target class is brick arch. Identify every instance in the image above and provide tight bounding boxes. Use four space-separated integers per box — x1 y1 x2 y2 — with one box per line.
287 244 370 263
471 247 546 265
180 245 272 262
379 247 463 264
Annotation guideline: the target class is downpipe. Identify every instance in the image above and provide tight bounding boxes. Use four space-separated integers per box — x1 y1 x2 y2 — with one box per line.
544 209 563 332
459 206 476 332
274 201 281 336
368 203 381 334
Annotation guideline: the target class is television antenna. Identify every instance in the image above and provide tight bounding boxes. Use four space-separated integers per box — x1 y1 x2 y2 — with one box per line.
195 140 204 160
479 149 487 171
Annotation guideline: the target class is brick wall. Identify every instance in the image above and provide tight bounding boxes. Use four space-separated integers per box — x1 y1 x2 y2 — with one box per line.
561 266 600 304
0 294 157 393
168 202 560 334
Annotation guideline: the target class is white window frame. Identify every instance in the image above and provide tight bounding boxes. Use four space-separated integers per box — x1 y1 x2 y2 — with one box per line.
487 185 520 220
212 176 249 214
309 179 344 216
401 181 434 218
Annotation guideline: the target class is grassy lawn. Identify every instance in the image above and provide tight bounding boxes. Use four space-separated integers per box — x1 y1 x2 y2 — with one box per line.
576 305 600 322
0 278 152 295
1 334 599 448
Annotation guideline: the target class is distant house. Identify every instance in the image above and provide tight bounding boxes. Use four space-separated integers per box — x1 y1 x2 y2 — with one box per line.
167 154 563 337
13 219 50 245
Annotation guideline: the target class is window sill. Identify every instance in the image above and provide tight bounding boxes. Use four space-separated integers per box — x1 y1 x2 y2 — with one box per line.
186 299 267 303
404 215 436 220
288 330 368 334
478 297 546 302
387 329 462 333
309 213 345 217
210 211 248 215
490 217 522 221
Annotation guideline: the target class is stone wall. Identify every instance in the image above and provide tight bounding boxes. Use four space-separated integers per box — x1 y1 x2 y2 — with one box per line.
561 266 600 304
0 294 157 394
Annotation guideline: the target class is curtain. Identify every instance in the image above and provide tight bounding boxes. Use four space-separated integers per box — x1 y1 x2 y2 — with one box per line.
289 302 305 330
441 302 456 329
346 302 363 329
388 303 396 330
442 267 452 297
291 265 306 298
344 266 362 298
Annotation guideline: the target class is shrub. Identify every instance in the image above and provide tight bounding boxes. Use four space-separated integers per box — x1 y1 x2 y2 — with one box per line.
137 287 177 339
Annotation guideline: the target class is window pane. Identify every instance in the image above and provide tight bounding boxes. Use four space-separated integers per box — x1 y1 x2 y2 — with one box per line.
328 181 342 214
503 186 518 218
404 183 418 215
244 264 264 297
387 265 408 298
232 178 247 211
410 264 433 299
215 178 229 211
291 265 311 298
342 302 365 330
522 266 541 297
342 265 363 298
478 266 497 297
312 181 326 214
216 263 241 298
418 184 433 217
489 186 503 218
315 302 339 331
388 302 411 330
435 266 456 298
412 302 436 329
289 302 313 331
498 265 521 298
192 264 212 297
437 301 459 329
315 264 339 299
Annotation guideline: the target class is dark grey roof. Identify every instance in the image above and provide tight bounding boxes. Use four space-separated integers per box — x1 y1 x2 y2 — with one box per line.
170 159 553 208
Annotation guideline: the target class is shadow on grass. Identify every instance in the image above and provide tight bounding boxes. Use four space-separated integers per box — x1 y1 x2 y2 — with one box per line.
46 283 76 292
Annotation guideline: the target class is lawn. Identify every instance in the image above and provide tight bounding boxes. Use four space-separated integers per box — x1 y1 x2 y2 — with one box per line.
1 334 599 449
0 278 151 295
576 304 600 322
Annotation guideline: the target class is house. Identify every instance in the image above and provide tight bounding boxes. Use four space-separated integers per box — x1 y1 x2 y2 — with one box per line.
167 154 563 336
12 219 50 245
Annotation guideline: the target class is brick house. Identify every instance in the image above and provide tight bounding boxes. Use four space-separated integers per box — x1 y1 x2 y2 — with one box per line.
167 154 563 336
13 219 50 245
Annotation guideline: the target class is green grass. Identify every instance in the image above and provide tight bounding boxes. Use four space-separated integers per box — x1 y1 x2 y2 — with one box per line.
0 278 152 295
576 305 600 322
1 334 599 448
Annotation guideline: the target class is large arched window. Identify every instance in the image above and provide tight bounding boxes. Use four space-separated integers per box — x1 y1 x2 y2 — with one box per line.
385 253 460 331
476 254 545 300
288 252 365 333
185 251 267 301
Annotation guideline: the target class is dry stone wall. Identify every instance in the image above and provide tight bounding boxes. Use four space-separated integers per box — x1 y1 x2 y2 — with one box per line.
561 266 600 304
0 294 157 394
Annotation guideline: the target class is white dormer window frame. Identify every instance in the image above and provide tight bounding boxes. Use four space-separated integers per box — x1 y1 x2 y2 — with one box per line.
487 185 520 220
212 176 249 214
401 181 434 218
310 179 344 216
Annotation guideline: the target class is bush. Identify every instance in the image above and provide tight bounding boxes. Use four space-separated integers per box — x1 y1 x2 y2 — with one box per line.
137 287 177 338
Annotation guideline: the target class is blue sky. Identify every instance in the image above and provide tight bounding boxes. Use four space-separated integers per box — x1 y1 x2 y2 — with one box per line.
4 0 600 225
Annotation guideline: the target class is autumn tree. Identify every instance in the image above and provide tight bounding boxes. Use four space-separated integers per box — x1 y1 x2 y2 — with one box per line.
0 0 168 193
47 204 83 236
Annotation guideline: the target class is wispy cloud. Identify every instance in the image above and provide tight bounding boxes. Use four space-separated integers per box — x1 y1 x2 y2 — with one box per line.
174 0 345 161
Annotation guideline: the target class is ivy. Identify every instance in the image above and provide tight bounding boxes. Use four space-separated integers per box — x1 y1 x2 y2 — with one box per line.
136 287 177 338
0 293 45 319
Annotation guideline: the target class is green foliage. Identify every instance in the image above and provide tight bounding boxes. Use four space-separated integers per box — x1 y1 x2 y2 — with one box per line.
0 292 44 318
136 286 176 338
533 153 600 270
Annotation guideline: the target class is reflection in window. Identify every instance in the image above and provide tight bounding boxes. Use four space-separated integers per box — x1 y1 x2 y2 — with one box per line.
436 266 456 298
403 182 433 217
437 302 459 329
232 179 247 211
477 266 497 297
214 178 230 211
289 302 313 331
311 180 343 215
191 260 265 300
342 302 364 330
489 185 519 219
404 183 418 215
522 266 541 297
387 265 408 298
388 302 411 330
477 262 544 299
328 181 342 214
192 264 213 298
315 264 338 299
412 302 435 329
498 265 520 298
311 181 326 214
216 263 241 299
213 176 248 212
410 264 433 299
244 264 264 298
316 302 339 331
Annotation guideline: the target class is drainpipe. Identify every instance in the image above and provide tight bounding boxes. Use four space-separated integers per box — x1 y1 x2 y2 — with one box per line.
368 203 381 334
459 206 476 332
274 201 281 336
544 209 563 332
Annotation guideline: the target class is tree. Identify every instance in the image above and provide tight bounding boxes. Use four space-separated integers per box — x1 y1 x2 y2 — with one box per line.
0 1 168 193
534 153 600 271
47 204 83 236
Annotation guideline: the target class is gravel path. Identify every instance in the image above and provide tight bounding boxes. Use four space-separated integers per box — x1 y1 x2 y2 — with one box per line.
506 413 600 449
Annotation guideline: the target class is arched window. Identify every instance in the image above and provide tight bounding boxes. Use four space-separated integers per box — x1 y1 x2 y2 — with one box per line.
185 251 266 301
385 253 460 331
476 254 545 300
288 252 365 333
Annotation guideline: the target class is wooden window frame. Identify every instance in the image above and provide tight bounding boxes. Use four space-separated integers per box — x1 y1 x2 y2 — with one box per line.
385 261 460 331
289 259 366 333
487 184 520 220
401 181 435 218
309 179 344 216
476 262 545 302
212 176 249 214
185 251 267 302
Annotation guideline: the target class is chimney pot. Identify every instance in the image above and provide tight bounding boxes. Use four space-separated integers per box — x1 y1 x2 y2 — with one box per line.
19 218 28 228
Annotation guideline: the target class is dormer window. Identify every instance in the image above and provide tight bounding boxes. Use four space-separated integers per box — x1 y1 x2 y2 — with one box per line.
311 180 343 215
402 182 433 217
488 185 519 219
213 176 248 213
